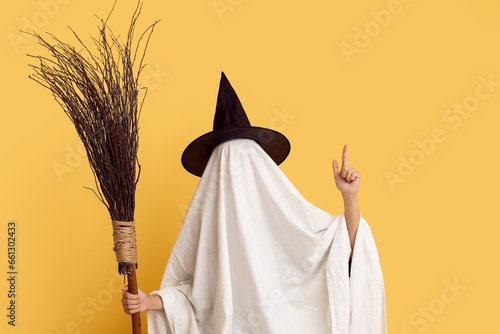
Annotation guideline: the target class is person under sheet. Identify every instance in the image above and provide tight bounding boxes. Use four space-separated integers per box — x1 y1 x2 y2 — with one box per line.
121 72 387 334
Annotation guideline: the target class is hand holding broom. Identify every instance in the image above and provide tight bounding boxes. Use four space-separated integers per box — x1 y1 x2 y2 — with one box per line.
121 286 164 314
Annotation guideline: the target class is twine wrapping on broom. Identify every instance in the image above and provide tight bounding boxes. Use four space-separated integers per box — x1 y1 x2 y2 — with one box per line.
112 221 138 276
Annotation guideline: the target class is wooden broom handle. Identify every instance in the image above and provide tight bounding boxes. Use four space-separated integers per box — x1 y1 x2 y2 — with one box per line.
127 266 142 334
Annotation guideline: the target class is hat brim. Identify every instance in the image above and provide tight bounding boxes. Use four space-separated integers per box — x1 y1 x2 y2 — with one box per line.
181 126 291 177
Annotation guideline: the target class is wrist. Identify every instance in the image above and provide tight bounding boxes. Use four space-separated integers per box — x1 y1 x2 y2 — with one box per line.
147 294 163 312
144 295 152 312
342 193 358 202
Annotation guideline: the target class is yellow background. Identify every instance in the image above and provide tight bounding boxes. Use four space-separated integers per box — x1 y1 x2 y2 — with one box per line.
1 0 499 333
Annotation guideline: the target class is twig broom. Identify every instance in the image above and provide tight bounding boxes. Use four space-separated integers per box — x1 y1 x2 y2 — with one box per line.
26 2 158 333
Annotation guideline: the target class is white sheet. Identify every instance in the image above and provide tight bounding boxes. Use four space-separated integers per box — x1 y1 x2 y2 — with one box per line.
147 138 387 333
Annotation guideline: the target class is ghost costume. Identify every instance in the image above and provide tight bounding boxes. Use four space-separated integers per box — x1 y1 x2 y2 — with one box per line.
147 138 387 334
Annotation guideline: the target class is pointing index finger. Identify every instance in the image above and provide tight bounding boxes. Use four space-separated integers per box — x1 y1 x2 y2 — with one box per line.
342 144 348 167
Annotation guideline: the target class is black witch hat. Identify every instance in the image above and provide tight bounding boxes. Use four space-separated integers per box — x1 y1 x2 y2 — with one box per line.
181 71 291 177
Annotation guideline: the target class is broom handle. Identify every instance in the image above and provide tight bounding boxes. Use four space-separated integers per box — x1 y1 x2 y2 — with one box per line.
128 266 142 334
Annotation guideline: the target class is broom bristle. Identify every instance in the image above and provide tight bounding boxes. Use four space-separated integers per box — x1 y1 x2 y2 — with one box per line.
26 1 159 275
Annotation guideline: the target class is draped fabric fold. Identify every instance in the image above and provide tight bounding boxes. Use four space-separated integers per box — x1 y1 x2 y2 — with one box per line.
147 139 387 334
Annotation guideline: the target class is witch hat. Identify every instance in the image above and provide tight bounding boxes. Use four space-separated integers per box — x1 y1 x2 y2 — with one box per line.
181 71 291 177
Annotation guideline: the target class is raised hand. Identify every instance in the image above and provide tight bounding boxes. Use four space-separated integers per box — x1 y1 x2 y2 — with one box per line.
332 144 360 197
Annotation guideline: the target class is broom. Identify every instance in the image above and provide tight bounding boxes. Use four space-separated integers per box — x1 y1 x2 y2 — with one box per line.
26 2 158 333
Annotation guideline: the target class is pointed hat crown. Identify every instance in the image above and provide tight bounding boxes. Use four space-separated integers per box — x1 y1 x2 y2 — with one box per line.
213 71 251 130
181 71 290 177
